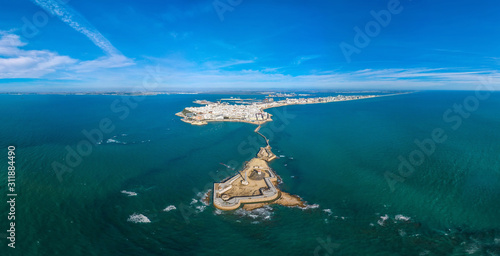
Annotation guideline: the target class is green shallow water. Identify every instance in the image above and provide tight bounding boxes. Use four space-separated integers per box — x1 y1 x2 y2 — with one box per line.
0 91 499 256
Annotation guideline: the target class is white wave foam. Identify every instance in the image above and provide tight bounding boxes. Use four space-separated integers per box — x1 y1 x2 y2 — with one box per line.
395 214 411 222
214 209 222 215
185 191 211 214
323 209 332 216
121 190 137 196
106 138 127 144
196 205 206 212
465 243 480 254
377 214 389 226
398 229 406 237
376 214 411 226
127 213 151 223
163 205 176 212
200 190 211 206
235 205 273 220
300 203 320 210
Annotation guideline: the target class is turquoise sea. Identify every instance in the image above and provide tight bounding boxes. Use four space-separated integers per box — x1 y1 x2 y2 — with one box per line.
0 91 499 255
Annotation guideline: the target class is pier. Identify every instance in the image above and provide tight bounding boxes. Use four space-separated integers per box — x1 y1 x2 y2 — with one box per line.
254 125 270 147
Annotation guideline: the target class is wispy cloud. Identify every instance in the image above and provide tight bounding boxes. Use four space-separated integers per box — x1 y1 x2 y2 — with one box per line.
351 68 497 83
203 59 256 69
168 31 192 40
112 64 499 91
30 0 134 68
293 55 321 66
31 0 115 55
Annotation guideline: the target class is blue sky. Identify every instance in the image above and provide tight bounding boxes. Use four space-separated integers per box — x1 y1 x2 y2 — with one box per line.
0 0 499 91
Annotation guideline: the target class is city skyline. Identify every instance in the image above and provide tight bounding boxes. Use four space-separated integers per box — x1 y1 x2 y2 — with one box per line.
1 0 499 92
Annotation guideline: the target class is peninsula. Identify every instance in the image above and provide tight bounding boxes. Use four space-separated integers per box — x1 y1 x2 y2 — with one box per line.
177 94 388 211
176 94 378 126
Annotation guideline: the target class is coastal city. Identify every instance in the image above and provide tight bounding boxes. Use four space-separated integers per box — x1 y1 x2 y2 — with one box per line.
177 94 379 125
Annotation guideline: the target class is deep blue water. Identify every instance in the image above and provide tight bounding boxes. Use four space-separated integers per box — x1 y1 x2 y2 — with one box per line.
0 91 499 256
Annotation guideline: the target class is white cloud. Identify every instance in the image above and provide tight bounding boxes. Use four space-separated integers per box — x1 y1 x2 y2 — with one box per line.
0 32 135 78
0 32 27 56
0 33 76 78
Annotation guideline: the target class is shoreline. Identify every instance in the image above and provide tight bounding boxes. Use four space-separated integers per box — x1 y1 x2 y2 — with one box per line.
179 117 272 126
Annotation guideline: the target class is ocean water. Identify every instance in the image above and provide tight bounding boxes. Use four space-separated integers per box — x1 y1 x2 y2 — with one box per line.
0 91 499 256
